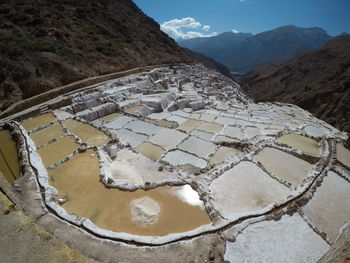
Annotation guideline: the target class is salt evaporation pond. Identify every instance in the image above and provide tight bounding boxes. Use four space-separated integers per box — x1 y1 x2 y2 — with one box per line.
63 119 110 147
22 114 211 236
277 134 319 155
49 150 210 236
30 123 65 147
21 112 55 131
37 136 80 167
4 64 349 262
0 130 20 183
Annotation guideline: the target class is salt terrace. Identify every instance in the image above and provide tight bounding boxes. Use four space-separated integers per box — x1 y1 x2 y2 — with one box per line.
0 64 350 262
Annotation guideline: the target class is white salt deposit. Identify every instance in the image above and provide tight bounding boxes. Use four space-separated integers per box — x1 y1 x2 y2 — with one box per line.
106 161 144 185
130 196 161 225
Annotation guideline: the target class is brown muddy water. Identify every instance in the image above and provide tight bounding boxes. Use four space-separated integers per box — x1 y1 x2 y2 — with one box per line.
37 136 79 167
63 119 110 147
135 142 165 161
49 150 210 236
277 134 319 155
21 113 56 131
30 123 65 148
0 130 20 183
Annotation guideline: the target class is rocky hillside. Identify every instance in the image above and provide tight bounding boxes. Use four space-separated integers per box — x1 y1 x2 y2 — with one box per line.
180 26 331 73
242 35 350 133
0 0 191 111
179 32 252 61
183 48 232 78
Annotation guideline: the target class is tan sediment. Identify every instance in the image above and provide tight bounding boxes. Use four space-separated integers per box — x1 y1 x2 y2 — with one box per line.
256 147 313 187
177 119 201 133
196 122 223 134
63 119 110 147
336 143 350 168
0 130 20 183
135 142 164 161
155 119 176 128
21 113 56 131
209 146 241 166
223 126 242 139
277 133 319 155
30 123 65 148
37 136 79 167
124 105 144 114
49 150 210 236
100 113 121 122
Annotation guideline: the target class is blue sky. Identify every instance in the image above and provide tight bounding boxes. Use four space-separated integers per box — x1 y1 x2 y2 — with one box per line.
133 0 350 40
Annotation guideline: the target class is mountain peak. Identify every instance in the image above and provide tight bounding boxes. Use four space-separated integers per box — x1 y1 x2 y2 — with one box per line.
180 25 331 73
259 25 329 36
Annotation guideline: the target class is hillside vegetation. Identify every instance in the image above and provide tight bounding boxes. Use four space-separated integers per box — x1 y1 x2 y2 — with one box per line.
180 26 331 73
0 0 191 111
242 35 350 133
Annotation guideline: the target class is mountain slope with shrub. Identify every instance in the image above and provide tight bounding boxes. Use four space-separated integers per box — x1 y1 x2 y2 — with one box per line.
180 26 331 73
183 48 232 78
0 0 191 111
179 32 252 61
242 35 350 133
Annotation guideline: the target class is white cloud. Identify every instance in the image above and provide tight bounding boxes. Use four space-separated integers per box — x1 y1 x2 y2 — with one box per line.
161 17 217 40
161 17 201 30
232 29 240 33
202 25 210 31
185 31 218 39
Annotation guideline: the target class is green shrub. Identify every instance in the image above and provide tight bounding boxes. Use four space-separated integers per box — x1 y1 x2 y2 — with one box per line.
23 39 57 52
11 68 31 81
96 45 119 56
0 35 57 58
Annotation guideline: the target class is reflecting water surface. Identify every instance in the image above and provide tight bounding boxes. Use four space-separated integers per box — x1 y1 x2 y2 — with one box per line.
0 130 20 183
49 150 210 236
63 119 110 147
21 113 56 131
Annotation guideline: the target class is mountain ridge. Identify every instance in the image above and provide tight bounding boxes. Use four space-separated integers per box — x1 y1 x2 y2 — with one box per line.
179 32 253 60
241 34 350 133
179 25 332 73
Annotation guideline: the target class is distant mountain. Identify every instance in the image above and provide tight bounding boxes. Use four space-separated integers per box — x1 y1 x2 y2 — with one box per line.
0 0 191 111
242 34 350 133
180 25 332 73
183 48 232 78
179 32 252 60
